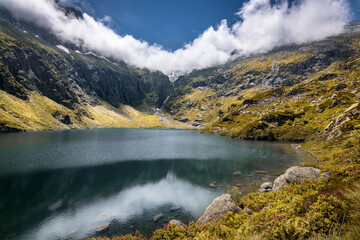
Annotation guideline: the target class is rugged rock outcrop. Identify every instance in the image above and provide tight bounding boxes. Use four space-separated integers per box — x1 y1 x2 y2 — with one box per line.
198 194 240 222
323 102 360 140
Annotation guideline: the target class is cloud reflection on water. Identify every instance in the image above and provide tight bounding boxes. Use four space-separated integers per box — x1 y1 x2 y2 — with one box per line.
25 173 218 240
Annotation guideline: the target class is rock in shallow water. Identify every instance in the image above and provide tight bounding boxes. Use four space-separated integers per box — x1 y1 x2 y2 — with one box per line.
233 171 242 176
198 194 240 222
153 214 164 222
96 223 110 233
209 182 216 188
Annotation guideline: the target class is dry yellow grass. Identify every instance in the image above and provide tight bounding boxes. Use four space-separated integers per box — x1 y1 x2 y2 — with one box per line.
0 90 183 131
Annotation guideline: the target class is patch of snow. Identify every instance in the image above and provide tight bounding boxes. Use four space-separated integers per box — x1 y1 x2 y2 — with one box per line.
75 50 82 54
85 51 115 65
85 51 98 57
35 34 39 38
23 30 27 33
56 45 70 54
100 56 111 63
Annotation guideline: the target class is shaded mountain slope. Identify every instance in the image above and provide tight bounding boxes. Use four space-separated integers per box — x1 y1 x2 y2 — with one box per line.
0 20 176 131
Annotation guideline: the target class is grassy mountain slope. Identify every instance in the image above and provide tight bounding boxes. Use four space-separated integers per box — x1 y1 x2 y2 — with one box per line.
164 30 359 141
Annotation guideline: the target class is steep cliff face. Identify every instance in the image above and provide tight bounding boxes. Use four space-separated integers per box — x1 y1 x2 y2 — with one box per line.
0 19 172 108
0 19 175 131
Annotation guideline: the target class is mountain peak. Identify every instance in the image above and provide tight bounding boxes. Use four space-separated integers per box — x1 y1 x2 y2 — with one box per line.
55 0 83 20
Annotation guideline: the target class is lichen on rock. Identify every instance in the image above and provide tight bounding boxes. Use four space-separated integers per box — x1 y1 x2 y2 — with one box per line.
273 166 321 191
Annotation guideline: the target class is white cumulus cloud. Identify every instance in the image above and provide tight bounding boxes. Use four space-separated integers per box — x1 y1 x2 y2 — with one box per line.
0 0 351 75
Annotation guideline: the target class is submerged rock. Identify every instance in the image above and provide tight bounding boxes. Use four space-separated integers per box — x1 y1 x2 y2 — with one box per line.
198 194 240 222
258 182 273 193
96 223 110 233
233 171 242 176
209 183 216 188
273 166 321 191
153 214 164 222
170 206 181 212
209 181 217 188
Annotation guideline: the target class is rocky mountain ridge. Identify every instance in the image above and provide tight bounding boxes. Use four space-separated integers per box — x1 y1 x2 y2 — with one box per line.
0 15 176 131
163 22 360 142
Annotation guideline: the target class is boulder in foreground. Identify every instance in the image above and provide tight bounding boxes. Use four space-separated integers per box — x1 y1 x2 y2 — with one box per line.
198 194 240 222
273 166 321 191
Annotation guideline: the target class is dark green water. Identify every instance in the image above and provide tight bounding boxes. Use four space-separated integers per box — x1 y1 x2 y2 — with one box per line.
0 129 310 239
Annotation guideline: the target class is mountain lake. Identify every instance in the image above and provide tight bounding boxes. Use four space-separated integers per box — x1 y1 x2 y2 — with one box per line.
0 129 312 239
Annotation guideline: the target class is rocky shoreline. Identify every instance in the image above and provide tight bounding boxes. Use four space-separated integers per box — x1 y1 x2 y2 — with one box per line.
196 143 329 223
198 165 332 223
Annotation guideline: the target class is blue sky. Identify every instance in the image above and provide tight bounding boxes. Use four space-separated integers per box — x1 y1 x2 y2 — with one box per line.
1 0 346 73
62 0 360 51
